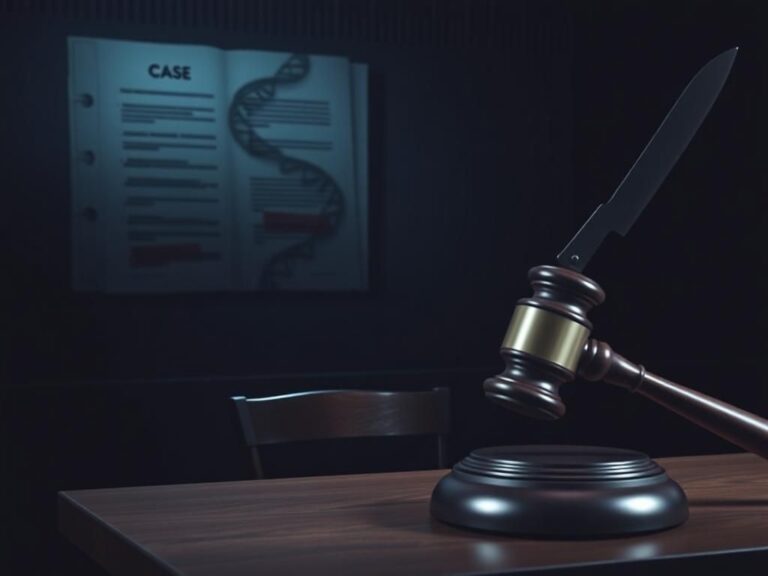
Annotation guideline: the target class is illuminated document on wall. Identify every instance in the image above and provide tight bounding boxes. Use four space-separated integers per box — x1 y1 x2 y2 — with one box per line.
68 37 368 292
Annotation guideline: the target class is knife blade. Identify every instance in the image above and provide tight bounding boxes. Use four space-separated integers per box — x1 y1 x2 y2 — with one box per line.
557 47 738 271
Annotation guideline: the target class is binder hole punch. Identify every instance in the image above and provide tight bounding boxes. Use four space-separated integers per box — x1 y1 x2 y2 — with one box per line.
78 93 94 108
80 151 95 165
82 206 98 222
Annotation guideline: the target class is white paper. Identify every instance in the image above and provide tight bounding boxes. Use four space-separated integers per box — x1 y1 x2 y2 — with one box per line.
68 37 368 292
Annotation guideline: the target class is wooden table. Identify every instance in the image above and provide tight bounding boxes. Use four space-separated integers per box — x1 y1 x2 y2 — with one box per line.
59 453 768 575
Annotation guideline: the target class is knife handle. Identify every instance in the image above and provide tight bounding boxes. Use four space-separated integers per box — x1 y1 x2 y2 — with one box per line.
556 204 612 271
579 339 768 459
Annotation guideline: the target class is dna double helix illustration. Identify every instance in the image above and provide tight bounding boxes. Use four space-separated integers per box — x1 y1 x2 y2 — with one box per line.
228 53 344 289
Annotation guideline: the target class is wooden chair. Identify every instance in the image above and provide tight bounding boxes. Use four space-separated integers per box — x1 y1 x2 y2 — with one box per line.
231 388 451 479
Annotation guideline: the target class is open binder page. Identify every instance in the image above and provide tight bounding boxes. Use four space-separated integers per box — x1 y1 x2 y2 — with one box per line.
69 38 368 292
225 50 365 291
69 37 234 292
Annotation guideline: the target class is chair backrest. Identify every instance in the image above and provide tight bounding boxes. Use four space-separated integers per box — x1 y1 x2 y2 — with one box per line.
231 388 451 479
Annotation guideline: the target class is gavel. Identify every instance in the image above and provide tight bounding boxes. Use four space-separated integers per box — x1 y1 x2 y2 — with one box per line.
432 50 760 537
484 265 768 458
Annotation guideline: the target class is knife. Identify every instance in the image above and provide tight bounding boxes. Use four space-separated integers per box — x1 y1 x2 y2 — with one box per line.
556 47 738 272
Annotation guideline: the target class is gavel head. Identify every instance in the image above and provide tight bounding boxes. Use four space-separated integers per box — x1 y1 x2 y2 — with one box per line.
483 265 606 420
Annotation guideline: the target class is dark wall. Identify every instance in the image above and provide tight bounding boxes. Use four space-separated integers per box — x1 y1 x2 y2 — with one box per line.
0 0 574 482
573 0 768 365
0 1 574 574
1 1 767 575
0 0 572 385
569 0 768 453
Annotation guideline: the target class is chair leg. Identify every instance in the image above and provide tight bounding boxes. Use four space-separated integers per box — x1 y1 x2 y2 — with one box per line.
251 448 265 480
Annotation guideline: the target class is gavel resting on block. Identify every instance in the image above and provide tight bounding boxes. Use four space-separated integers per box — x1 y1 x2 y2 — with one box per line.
483 265 768 458
431 48 767 538
430 265 768 538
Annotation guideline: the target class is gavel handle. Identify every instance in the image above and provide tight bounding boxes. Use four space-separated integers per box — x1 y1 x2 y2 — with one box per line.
579 339 768 459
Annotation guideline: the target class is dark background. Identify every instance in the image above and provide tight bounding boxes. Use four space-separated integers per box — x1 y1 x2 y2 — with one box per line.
1 1 766 574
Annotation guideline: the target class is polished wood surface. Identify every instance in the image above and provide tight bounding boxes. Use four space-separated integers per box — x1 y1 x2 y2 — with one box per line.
232 388 451 478
59 453 768 576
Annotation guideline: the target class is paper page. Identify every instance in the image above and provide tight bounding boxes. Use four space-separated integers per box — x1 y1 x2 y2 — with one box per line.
225 50 366 291
68 37 234 292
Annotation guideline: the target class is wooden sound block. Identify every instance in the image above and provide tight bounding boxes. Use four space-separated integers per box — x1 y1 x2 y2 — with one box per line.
430 445 688 538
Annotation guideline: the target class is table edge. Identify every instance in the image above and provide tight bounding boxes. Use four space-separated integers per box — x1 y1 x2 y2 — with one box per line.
59 491 183 576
